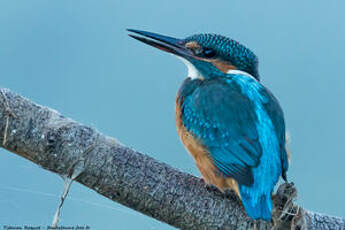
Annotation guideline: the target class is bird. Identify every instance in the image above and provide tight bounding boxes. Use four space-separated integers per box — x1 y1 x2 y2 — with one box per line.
127 29 289 221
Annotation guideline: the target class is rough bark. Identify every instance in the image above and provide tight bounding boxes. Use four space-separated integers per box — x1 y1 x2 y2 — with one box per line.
0 88 344 230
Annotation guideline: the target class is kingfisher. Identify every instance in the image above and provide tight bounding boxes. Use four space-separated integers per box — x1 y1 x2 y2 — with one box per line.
128 29 289 221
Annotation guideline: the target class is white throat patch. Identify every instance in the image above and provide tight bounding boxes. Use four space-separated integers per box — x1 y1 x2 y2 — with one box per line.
175 56 255 81
177 57 204 79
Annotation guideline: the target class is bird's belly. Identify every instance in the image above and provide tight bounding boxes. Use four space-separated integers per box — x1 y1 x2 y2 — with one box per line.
175 101 240 197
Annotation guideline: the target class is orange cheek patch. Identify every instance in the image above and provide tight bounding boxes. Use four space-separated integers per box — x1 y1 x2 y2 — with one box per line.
211 59 237 73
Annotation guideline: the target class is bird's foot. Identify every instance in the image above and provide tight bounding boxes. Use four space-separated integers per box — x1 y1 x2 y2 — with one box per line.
199 177 217 192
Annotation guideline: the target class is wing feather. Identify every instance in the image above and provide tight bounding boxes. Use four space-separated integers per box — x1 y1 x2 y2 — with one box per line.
181 79 262 186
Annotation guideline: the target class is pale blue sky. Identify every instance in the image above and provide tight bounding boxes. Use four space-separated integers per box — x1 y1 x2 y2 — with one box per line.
0 0 344 229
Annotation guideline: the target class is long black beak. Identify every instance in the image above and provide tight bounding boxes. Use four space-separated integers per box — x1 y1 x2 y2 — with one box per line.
127 29 192 58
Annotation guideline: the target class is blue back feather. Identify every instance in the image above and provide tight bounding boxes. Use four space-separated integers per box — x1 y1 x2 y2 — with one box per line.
233 75 283 220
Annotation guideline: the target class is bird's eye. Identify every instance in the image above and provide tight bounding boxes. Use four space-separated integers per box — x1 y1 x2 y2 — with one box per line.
203 48 216 58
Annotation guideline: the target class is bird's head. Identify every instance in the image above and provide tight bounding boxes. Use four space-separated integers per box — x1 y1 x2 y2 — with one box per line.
128 29 259 80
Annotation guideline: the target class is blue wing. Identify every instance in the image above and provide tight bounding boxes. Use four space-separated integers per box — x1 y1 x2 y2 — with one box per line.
263 89 289 178
179 77 287 186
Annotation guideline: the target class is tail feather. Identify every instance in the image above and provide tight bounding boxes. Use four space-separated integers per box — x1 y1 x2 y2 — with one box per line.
240 191 272 221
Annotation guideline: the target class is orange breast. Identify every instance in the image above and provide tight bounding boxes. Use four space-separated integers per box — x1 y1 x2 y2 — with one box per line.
175 99 240 198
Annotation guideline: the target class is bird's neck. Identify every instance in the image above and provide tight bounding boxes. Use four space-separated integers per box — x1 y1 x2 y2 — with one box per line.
226 69 257 80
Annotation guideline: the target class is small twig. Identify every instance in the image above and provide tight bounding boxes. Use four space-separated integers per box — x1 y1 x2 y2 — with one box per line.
51 143 95 228
281 207 299 217
51 175 75 228
51 165 84 228
0 89 17 146
3 117 10 146
291 207 306 230
271 182 300 230
278 196 297 221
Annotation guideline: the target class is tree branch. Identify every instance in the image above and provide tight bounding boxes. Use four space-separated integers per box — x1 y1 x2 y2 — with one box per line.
0 88 344 230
